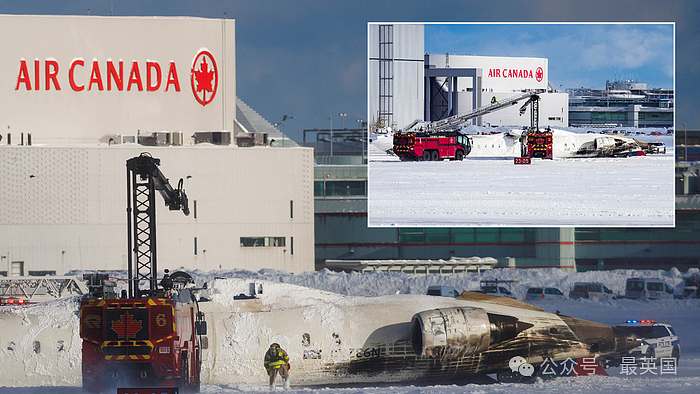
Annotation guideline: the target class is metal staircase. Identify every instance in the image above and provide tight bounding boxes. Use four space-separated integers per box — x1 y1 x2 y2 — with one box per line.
0 276 88 304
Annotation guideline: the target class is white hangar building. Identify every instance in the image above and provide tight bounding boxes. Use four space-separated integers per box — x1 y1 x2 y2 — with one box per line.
368 24 568 130
0 14 314 276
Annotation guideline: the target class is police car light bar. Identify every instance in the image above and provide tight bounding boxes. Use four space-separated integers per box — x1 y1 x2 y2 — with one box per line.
626 320 655 324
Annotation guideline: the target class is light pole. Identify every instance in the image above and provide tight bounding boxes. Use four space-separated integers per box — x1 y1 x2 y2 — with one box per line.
317 111 333 157
278 115 294 147
357 118 366 162
339 113 347 129
683 123 687 161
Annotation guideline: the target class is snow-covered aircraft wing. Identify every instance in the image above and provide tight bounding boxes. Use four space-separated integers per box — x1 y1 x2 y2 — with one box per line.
458 291 545 312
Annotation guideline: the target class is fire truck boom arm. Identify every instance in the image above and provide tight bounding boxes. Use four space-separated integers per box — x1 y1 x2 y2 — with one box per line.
429 90 537 130
126 153 190 298
403 90 539 133
154 167 190 215
128 153 190 216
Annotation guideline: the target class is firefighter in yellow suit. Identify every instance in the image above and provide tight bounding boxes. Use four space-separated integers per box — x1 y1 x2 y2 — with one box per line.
264 343 290 390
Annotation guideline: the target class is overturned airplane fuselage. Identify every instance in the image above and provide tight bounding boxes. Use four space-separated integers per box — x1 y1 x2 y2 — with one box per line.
198 280 639 386
421 129 648 159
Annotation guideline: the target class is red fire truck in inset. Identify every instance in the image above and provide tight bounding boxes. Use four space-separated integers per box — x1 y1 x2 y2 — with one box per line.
525 127 553 160
393 131 472 161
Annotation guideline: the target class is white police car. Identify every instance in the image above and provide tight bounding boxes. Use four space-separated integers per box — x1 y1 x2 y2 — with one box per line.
602 320 680 367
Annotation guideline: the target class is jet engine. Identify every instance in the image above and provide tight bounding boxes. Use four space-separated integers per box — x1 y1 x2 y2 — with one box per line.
410 307 534 360
410 307 490 359
594 136 616 156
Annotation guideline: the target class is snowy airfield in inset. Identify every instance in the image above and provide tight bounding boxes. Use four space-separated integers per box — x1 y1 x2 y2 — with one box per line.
1 267 699 393
368 127 675 227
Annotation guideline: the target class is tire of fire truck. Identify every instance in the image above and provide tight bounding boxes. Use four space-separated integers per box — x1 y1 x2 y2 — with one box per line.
180 350 192 393
455 150 464 161
421 150 431 161
430 151 440 161
193 350 202 392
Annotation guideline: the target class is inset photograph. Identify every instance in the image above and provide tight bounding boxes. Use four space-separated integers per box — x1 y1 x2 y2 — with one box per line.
368 23 674 227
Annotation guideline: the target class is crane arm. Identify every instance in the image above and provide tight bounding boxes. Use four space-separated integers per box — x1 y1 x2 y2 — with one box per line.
428 90 537 131
126 152 190 298
402 90 540 134
127 153 189 215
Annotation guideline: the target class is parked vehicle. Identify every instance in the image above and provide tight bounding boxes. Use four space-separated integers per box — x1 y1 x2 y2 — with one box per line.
647 141 667 154
625 278 674 300
427 285 459 298
569 282 613 299
680 274 700 298
600 320 680 367
475 280 517 299
525 287 566 301
393 131 471 161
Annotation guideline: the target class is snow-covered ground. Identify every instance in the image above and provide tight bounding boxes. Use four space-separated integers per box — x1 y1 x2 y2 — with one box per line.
368 127 675 227
1 266 699 393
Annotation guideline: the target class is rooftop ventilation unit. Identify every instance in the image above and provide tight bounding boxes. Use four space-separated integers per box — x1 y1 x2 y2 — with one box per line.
193 131 231 145
138 131 174 146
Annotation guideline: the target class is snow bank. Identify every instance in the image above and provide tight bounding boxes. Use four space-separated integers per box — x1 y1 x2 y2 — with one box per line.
0 297 82 387
64 266 697 300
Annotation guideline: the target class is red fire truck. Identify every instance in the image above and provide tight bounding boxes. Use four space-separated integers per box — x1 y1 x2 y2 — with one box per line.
525 128 553 159
393 131 472 161
80 153 206 393
518 95 554 160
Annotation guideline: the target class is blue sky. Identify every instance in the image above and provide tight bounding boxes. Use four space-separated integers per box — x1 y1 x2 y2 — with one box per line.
0 1 697 141
425 23 674 91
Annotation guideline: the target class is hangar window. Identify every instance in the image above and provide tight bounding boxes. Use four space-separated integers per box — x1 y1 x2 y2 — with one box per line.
639 112 672 120
240 237 286 247
425 228 449 243
592 112 626 121
11 261 24 277
28 270 56 276
319 180 366 197
399 228 536 244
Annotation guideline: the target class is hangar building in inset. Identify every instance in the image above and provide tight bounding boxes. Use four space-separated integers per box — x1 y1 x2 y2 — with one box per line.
368 24 568 131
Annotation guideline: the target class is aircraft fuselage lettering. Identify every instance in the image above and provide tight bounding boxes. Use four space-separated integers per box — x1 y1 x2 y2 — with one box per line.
349 347 381 358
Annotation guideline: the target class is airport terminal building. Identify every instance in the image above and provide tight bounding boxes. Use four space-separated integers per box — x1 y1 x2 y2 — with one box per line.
568 80 674 128
0 15 314 275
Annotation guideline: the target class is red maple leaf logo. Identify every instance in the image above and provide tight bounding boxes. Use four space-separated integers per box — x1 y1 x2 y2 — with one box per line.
194 60 214 93
111 312 143 339
536 67 543 82
190 50 218 106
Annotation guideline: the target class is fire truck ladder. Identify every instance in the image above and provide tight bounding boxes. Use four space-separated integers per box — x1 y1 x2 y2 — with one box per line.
518 94 540 131
0 276 89 304
403 90 539 133
126 153 190 298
